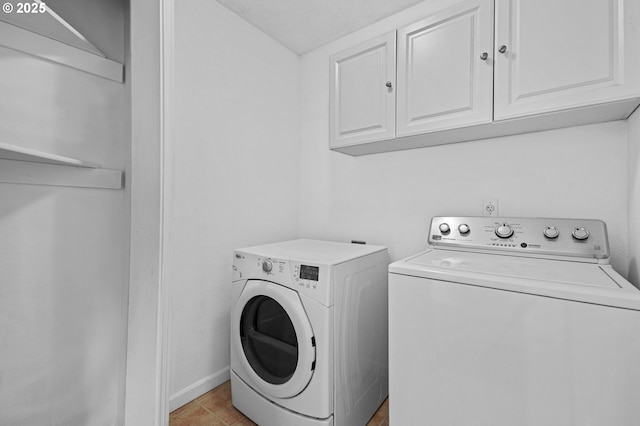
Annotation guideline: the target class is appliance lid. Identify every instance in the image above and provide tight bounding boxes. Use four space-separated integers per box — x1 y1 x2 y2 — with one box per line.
236 239 386 265
389 249 640 310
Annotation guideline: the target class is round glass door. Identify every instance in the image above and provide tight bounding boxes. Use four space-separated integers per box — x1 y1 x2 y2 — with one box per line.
232 280 316 399
240 295 298 384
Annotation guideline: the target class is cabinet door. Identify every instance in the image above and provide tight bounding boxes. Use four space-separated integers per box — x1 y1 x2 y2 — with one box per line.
494 0 640 120
329 32 396 147
396 0 494 137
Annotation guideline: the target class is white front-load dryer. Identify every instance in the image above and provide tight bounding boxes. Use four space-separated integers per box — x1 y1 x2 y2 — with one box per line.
230 239 389 426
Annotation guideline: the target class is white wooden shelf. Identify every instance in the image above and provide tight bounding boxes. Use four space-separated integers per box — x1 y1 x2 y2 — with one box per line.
0 7 124 189
0 142 123 189
1 0 105 56
0 141 98 167
0 20 123 82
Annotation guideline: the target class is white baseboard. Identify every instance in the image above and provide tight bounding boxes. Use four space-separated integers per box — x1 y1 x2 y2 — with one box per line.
169 366 230 412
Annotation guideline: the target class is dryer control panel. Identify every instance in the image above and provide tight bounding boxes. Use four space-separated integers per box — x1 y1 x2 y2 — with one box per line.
428 216 610 261
232 251 332 306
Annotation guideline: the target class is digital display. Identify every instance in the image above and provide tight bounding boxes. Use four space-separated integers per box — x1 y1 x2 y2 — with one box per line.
300 265 319 281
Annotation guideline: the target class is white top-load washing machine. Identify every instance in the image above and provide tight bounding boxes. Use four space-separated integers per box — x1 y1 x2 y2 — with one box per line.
231 239 388 426
389 217 640 426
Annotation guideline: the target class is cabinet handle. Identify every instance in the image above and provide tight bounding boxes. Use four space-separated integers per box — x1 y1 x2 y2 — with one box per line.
498 45 507 54
480 52 489 60
386 81 393 88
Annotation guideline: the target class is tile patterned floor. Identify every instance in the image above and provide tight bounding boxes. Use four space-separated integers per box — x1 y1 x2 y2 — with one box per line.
169 381 389 426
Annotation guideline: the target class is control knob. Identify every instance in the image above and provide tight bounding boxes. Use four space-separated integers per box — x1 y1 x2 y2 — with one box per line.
262 259 273 273
458 224 470 235
543 226 559 239
572 227 589 241
439 223 451 234
495 223 514 239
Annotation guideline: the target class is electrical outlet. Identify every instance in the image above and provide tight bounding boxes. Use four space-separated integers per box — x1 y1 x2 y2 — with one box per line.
483 198 498 217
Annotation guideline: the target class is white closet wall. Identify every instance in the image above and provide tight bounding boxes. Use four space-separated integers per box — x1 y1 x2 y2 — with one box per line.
0 1 128 424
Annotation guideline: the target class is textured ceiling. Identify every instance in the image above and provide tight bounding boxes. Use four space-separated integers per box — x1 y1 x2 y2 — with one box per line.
215 0 426 55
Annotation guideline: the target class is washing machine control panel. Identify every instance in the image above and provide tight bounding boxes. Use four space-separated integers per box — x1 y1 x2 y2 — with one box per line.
233 252 332 305
293 264 320 289
255 257 288 275
428 216 610 261
290 262 331 305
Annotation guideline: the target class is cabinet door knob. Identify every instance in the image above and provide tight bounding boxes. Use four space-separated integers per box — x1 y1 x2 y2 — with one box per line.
498 45 507 54
386 81 393 88
480 52 489 60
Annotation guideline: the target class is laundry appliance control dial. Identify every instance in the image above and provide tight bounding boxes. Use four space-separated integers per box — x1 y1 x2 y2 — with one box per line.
543 226 560 239
495 223 514 239
262 259 273 273
458 224 470 234
439 223 451 234
572 227 590 241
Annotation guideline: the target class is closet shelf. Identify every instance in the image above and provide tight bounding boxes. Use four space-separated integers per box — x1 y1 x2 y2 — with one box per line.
0 20 123 82
0 142 123 190
0 141 99 167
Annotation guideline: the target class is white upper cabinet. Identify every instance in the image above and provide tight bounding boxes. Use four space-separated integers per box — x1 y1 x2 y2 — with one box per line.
329 32 396 147
397 0 494 136
494 0 639 120
328 0 640 155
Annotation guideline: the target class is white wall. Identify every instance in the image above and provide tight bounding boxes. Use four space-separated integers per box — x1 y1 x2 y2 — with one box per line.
168 0 300 409
0 15 128 426
297 0 630 275
628 109 640 286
